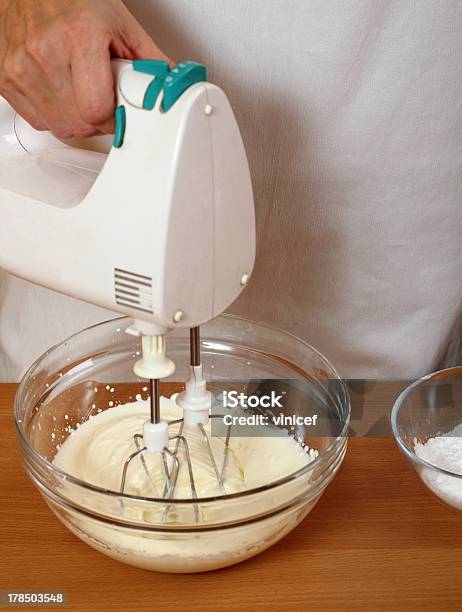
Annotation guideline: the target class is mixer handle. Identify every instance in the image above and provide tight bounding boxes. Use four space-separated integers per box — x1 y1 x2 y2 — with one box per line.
10 59 128 156
9 58 207 154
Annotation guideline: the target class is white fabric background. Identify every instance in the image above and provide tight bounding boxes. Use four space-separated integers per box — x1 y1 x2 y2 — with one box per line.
1 0 461 381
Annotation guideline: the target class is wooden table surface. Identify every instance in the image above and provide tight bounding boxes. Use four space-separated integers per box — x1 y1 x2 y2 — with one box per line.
1 382 461 611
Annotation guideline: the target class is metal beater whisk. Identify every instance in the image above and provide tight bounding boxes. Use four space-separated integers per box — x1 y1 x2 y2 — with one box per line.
120 327 231 499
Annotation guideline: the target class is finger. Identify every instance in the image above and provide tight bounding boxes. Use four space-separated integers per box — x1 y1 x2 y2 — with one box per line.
123 22 172 63
4 49 70 137
112 3 172 64
27 31 99 138
70 44 115 134
95 114 115 135
41 63 101 137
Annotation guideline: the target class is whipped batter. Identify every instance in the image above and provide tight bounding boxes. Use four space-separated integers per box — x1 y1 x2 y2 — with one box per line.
54 396 314 498
52 397 317 572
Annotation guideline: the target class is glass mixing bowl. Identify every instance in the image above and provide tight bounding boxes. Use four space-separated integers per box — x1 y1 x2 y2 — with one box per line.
391 367 462 514
15 315 350 572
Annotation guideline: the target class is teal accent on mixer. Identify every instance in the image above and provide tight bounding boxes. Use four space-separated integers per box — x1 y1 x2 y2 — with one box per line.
133 59 170 78
115 61 207 147
113 105 126 148
161 62 207 112
143 77 164 110
135 59 207 112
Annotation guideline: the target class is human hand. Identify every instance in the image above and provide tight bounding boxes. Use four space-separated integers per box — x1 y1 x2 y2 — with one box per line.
0 0 170 138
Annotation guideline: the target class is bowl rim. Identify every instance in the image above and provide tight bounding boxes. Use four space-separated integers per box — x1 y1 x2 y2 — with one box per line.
391 366 462 480
15 313 351 504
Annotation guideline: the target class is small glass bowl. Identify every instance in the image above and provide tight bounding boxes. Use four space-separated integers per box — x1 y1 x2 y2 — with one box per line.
391 367 462 514
15 315 350 572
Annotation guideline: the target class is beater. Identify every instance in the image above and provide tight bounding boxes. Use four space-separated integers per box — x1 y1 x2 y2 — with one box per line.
0 58 255 498
119 326 233 498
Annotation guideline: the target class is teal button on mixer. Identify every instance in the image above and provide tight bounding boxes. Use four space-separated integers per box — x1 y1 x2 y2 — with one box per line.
113 105 126 148
161 62 207 112
133 59 170 78
143 78 164 110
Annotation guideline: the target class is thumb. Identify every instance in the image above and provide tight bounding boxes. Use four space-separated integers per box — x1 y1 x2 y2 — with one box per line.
119 11 172 65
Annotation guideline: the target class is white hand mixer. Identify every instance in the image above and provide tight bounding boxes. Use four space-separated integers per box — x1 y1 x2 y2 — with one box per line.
0 59 255 497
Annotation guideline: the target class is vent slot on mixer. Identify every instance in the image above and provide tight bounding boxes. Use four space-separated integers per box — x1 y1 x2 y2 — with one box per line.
114 268 153 314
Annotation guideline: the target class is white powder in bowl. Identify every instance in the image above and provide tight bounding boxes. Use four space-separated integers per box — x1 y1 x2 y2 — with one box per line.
414 426 462 510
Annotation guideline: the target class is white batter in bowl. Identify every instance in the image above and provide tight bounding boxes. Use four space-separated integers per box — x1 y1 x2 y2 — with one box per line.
15 315 350 572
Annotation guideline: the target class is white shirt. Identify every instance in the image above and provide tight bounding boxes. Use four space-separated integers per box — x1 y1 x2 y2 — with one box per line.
1 0 461 381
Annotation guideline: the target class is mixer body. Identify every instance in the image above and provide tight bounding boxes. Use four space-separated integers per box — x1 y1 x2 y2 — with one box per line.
0 59 255 333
